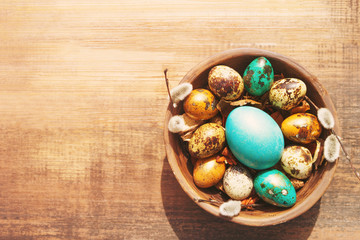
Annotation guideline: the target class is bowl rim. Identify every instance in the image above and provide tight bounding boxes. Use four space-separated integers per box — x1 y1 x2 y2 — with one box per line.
164 47 339 226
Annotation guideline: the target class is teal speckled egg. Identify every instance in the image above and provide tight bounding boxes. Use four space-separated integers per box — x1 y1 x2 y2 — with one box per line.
254 169 296 208
225 106 284 170
243 57 274 96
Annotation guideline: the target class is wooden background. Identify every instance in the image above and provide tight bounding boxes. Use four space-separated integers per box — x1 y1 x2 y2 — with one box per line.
0 0 359 239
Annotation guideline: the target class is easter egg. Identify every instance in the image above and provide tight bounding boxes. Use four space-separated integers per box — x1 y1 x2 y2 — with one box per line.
225 106 284 170
269 78 307 110
193 155 226 188
208 65 244 100
281 145 314 180
183 89 218 120
188 123 226 158
281 113 322 144
243 57 274 96
254 169 296 208
223 165 253 200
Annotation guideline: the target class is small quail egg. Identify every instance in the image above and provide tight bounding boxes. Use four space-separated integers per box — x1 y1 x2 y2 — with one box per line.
281 145 314 179
193 155 226 188
223 165 253 200
269 78 307 110
254 169 296 208
183 89 218 120
188 123 226 158
281 113 322 144
208 65 244 100
243 57 274 96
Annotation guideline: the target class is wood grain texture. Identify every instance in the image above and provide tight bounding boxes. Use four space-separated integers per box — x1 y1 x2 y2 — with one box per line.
0 0 359 239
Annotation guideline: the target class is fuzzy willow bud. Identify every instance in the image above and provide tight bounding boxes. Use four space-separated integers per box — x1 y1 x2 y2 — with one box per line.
324 134 341 162
168 115 185 133
219 200 242 217
170 83 193 108
317 108 335 129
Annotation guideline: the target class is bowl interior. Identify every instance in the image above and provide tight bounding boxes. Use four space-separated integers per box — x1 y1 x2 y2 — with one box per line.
164 48 338 226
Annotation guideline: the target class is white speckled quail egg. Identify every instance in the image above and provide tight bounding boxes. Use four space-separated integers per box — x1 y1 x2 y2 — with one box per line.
223 165 253 200
281 145 315 180
269 78 307 110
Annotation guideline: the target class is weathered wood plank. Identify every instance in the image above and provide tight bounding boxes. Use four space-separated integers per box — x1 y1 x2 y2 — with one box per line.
0 0 359 239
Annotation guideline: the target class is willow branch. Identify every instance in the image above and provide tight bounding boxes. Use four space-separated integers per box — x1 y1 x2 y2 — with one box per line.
164 69 174 105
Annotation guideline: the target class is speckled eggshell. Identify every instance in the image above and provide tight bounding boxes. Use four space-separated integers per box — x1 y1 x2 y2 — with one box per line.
225 106 284 170
183 89 219 120
281 113 322 144
269 78 307 110
254 169 296 208
208 65 244 100
188 123 226 158
281 145 314 180
243 57 274 96
223 165 253 200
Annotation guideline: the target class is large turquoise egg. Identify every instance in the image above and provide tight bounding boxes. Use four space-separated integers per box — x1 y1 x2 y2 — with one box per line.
254 169 296 208
225 106 284 170
243 57 274 96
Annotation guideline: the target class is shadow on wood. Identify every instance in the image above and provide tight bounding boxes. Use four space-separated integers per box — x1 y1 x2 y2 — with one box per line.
161 157 320 240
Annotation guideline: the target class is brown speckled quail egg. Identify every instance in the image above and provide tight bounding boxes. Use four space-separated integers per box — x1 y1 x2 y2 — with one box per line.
223 165 253 200
188 123 226 159
269 78 307 110
208 65 244 100
281 145 314 179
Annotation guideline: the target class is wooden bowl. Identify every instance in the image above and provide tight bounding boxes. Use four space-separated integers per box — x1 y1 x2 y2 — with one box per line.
164 48 339 226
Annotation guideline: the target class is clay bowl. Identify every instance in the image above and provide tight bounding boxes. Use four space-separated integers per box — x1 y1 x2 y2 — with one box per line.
164 48 339 226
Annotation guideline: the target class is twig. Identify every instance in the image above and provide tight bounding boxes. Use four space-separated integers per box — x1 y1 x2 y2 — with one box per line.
164 69 174 105
193 198 263 208
331 129 360 181
305 95 319 110
306 95 360 182
194 198 221 205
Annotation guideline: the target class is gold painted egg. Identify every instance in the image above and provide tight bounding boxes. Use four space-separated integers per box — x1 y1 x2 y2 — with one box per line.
193 156 226 188
281 113 322 144
183 89 219 120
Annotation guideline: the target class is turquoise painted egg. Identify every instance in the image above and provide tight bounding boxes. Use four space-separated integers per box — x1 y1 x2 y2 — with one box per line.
225 106 284 170
243 57 274 96
254 169 296 207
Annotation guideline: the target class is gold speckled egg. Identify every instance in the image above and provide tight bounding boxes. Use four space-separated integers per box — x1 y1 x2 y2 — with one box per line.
208 65 244 100
281 113 322 144
188 123 226 158
269 78 307 110
281 145 314 179
193 156 226 188
183 89 219 120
